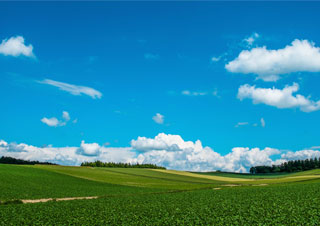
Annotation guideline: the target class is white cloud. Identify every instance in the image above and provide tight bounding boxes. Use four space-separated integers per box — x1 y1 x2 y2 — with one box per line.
235 122 249 128
131 133 197 152
1 133 320 172
130 133 281 172
77 141 101 156
280 149 320 161
237 83 320 112
41 111 72 127
243 32 259 46
211 56 221 62
0 36 34 57
41 117 60 127
226 39 320 81
38 79 102 99
0 140 134 166
152 113 164 124
62 111 70 121
0 140 8 146
261 118 266 127
144 53 159 60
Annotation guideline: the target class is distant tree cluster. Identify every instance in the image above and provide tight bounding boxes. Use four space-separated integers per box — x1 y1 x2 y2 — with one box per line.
0 156 56 165
250 158 320 174
81 161 166 169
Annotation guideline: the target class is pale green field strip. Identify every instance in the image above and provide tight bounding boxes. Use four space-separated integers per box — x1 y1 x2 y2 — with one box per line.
100 168 224 184
34 165 223 190
152 169 320 185
152 169 255 182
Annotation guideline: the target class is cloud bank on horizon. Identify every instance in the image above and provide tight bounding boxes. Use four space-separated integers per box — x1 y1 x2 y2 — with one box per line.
1 133 320 173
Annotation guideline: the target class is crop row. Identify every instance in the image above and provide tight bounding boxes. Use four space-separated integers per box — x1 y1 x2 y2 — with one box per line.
1 180 320 225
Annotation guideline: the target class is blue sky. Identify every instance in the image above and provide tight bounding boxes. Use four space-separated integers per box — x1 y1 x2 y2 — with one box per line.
1 2 320 171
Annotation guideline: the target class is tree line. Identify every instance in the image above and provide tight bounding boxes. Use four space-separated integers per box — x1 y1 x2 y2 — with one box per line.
250 158 320 174
81 161 166 169
0 156 56 165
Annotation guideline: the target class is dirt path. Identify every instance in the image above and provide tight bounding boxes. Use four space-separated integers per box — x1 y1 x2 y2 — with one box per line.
22 196 98 204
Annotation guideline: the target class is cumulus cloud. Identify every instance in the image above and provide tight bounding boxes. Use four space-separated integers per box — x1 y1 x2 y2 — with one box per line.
131 133 197 152
77 141 101 156
41 117 60 127
0 36 34 57
280 149 320 161
38 79 102 99
152 113 164 124
41 111 72 127
226 39 320 81
237 83 320 112
130 133 281 172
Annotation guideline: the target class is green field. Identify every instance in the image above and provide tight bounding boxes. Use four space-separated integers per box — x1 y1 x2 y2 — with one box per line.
1 164 320 225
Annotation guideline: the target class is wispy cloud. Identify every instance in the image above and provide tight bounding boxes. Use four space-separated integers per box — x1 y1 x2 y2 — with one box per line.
144 53 159 60
235 122 249 128
211 56 221 62
182 89 220 97
0 36 34 57
38 79 102 99
243 32 259 46
182 90 207 96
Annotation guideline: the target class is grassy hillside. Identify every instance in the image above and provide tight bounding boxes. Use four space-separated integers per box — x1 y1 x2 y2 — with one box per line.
1 164 320 225
0 164 160 200
36 165 224 190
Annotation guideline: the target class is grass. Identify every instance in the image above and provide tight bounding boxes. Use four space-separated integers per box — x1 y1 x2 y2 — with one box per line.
0 164 160 200
153 169 254 182
36 165 224 190
2 164 320 225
